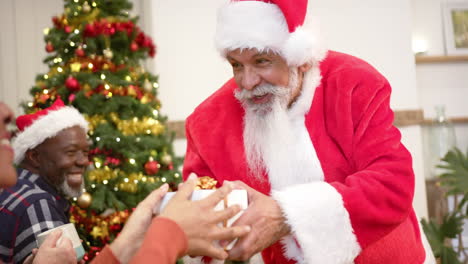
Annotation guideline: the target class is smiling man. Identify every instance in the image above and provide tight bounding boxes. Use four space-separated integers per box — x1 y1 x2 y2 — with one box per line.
0 99 89 263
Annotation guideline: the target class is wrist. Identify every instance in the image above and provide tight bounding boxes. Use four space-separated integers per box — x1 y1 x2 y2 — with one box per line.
109 235 137 263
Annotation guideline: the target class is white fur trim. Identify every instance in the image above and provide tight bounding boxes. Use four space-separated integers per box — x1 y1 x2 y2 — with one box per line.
272 182 361 263
215 1 326 66
12 107 88 164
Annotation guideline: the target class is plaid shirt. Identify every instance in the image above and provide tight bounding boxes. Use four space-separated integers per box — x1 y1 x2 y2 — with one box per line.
0 168 70 263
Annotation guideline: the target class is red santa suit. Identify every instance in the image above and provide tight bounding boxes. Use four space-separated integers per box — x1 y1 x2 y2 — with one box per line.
183 50 432 264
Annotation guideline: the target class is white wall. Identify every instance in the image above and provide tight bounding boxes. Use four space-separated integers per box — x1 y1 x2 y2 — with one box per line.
412 0 468 152
151 0 429 218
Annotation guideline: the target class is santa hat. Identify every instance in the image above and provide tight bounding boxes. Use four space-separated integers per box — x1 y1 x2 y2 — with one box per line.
215 0 326 66
12 98 88 164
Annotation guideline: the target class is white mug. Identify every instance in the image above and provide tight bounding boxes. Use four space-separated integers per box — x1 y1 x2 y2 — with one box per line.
36 223 85 261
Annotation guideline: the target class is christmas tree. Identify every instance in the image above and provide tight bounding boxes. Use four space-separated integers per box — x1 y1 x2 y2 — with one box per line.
22 0 182 261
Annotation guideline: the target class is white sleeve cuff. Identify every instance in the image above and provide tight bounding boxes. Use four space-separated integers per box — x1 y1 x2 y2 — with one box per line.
272 181 361 264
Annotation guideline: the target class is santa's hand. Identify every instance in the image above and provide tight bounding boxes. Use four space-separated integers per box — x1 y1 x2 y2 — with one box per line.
225 181 291 261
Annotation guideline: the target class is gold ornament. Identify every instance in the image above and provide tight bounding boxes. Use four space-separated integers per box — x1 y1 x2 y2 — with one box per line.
77 192 92 209
103 48 113 59
143 79 152 92
82 1 91 13
161 153 172 165
70 62 82 72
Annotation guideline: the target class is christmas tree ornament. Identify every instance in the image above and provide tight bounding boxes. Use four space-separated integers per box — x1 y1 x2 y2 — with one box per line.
45 42 54 53
130 42 139 52
75 46 85 57
103 48 113 59
64 25 72 33
70 62 82 72
143 79 152 92
144 160 159 175
83 1 91 13
65 76 80 92
161 153 172 165
77 192 93 208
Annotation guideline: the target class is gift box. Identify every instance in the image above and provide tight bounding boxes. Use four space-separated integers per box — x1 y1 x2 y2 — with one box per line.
155 189 248 249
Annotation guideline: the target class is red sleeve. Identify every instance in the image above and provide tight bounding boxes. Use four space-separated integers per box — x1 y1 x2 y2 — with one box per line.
129 217 188 264
182 115 215 180
90 246 120 264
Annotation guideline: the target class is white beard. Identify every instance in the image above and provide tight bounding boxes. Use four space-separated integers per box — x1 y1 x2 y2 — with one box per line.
235 69 299 181
236 69 324 189
60 180 84 198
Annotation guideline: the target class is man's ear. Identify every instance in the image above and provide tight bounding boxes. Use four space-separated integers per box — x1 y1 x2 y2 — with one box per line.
25 149 41 168
298 63 312 73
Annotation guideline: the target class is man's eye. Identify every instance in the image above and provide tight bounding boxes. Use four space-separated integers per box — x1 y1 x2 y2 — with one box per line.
256 58 270 65
231 62 241 69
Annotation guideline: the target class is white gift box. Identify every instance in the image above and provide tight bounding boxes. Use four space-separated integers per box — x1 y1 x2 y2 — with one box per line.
154 189 248 249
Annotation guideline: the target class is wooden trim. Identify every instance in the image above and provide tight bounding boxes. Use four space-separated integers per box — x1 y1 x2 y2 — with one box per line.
394 109 424 127
423 117 468 125
415 55 468 64
168 109 426 139
167 120 185 139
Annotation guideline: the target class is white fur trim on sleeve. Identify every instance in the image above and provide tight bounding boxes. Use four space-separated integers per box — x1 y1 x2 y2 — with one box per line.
272 181 361 264
12 107 88 164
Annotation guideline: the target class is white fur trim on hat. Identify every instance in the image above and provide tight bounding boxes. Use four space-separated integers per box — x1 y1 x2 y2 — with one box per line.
12 107 89 164
272 182 361 263
215 1 326 66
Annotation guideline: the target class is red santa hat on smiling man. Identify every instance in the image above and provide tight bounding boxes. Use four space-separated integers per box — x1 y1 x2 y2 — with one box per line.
215 0 326 66
12 98 88 164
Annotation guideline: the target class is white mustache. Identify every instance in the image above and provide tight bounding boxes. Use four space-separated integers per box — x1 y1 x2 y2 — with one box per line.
234 84 288 102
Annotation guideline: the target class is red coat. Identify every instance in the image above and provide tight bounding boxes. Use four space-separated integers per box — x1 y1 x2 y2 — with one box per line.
183 51 428 263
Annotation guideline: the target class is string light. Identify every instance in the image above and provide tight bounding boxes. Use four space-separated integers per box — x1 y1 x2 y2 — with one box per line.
88 63 94 70
96 137 100 142
43 89 49 94
162 177 167 182
70 41 75 47
103 180 108 185
114 187 119 191
153 83 159 88
57 67 63 72
43 28 50 35
116 137 120 142
125 76 131 81
104 84 110 90
129 158 136 165
91 184 96 188
175 173 180 178
43 74 49 79
133 180 138 184
92 2 97 7
74 29 80 34
124 178 129 183
95 161 101 168
100 74 106 80
73 197 78 201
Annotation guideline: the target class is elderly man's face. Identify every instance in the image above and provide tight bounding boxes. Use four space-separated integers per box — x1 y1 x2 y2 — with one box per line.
227 49 302 113
35 125 89 197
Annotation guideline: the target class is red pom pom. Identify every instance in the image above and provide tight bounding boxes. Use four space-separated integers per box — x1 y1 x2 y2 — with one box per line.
45 42 54 53
144 160 159 175
65 76 80 92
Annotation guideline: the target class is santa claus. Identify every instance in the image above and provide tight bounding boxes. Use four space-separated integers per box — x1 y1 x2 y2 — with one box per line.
183 0 435 263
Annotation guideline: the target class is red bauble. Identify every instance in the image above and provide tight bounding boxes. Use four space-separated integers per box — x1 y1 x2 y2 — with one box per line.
65 76 80 92
64 26 72 33
45 42 54 53
75 47 85 57
130 42 139 52
144 160 159 175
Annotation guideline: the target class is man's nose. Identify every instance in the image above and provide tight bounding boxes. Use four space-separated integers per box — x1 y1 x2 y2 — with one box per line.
76 152 89 166
240 67 261 91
